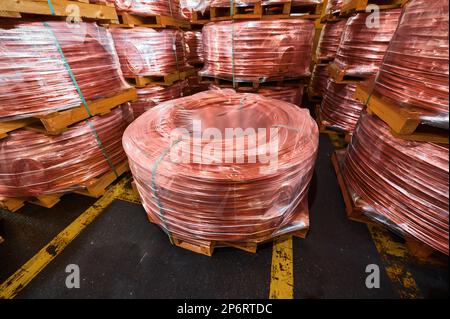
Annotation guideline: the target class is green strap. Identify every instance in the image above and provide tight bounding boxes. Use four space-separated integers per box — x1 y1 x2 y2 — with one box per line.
47 0 56 16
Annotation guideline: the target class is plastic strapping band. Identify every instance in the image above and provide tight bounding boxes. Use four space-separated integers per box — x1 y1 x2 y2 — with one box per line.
230 0 237 88
47 0 56 16
168 0 174 17
151 138 182 242
172 34 181 82
43 22 118 178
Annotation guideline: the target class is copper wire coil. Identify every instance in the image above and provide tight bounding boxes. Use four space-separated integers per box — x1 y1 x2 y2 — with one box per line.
110 28 188 77
184 31 204 65
0 21 128 121
315 20 346 61
320 79 364 133
123 89 319 242
342 113 449 255
309 64 329 97
130 81 189 117
334 9 401 78
200 19 314 82
98 0 184 18
0 105 133 198
326 0 342 11
372 0 449 125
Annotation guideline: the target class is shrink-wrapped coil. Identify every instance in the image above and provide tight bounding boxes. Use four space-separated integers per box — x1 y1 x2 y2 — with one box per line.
0 21 128 121
342 112 449 255
315 20 346 61
123 89 319 242
110 28 188 77
309 64 329 97
98 0 184 18
200 19 315 82
184 31 204 65
0 105 133 198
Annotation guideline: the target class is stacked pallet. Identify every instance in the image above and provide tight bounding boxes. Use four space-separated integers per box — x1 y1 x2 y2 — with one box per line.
333 0 449 258
0 1 138 212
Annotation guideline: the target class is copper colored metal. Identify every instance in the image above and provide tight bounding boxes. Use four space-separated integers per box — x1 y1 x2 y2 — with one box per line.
309 64 329 97
99 0 185 18
123 89 319 242
200 19 314 82
110 28 188 77
315 20 346 61
0 105 133 197
184 31 204 65
187 76 211 94
326 0 342 11
342 112 449 255
372 0 449 126
0 21 128 121
334 9 401 78
320 79 364 133
130 81 189 117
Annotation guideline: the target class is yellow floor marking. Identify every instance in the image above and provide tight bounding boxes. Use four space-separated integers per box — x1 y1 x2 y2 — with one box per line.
0 176 130 299
115 185 141 204
269 235 294 299
367 225 422 299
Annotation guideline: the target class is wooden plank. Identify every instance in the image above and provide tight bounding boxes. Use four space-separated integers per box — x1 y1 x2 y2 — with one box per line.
340 0 405 16
126 69 197 88
328 63 364 84
110 13 191 29
0 118 38 140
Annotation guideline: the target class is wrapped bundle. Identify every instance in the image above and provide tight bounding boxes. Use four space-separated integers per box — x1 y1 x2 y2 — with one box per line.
180 0 211 13
110 28 188 77
342 113 449 255
201 19 315 82
333 9 401 78
123 89 319 242
320 79 364 132
0 21 128 121
315 20 346 61
99 0 184 18
0 105 133 197
130 81 189 117
309 64 329 97
371 0 449 127
184 31 204 65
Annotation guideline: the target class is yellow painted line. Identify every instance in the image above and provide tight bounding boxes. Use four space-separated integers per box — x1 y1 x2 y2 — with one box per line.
0 176 130 299
269 235 294 299
115 185 141 204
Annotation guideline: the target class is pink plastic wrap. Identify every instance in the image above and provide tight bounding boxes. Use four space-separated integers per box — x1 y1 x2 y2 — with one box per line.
315 20 346 61
123 89 319 242
309 64 329 97
110 28 188 77
130 81 189 117
184 31 204 65
0 105 133 198
0 21 128 121
371 0 449 127
200 19 315 82
100 0 184 18
333 9 401 78
342 112 449 255
320 79 364 133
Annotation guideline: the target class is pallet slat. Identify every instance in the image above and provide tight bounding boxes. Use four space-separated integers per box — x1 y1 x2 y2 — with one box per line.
126 69 197 88
328 63 365 84
340 0 406 17
110 13 191 29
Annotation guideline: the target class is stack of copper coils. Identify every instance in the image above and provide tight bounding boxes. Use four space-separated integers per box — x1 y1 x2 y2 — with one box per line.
184 31 204 66
309 64 330 97
333 9 401 78
371 0 449 126
342 113 449 255
130 82 189 117
315 20 346 62
0 21 128 121
0 105 133 197
100 0 185 19
123 90 319 242
110 28 188 77
320 79 364 132
201 19 314 82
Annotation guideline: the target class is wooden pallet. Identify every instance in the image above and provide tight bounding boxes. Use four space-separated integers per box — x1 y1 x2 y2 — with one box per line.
354 83 449 144
126 68 197 88
340 0 406 17
199 75 310 89
328 63 366 84
331 150 447 260
0 88 137 139
191 9 211 24
110 12 191 29
0 0 118 22
0 160 129 213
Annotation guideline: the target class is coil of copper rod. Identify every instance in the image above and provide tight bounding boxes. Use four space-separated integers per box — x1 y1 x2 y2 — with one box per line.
0 105 133 198
371 0 449 127
123 89 319 242
110 28 188 77
98 0 185 18
333 9 401 78
342 112 449 255
201 19 314 82
315 19 346 61
131 81 189 117
309 64 330 97
0 21 128 121
184 31 204 66
320 79 364 133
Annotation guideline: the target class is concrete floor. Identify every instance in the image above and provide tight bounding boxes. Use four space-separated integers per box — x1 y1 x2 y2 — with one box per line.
0 134 448 299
